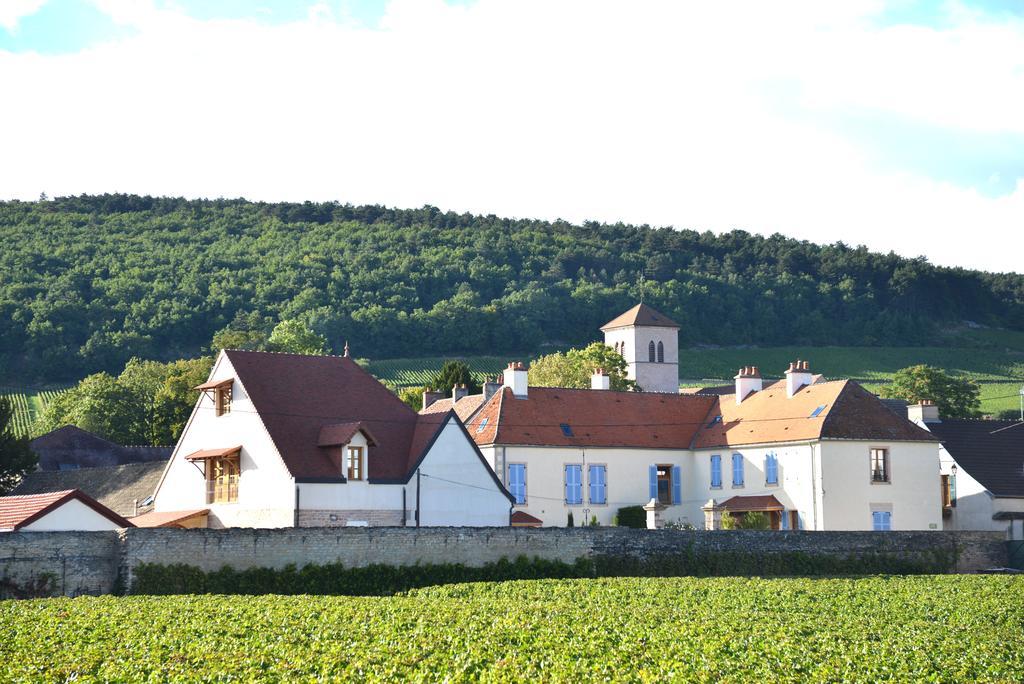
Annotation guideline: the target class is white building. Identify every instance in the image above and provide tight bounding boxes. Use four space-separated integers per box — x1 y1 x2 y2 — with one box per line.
600 303 680 394
911 402 1024 540
152 349 513 528
0 489 132 532
430 304 944 531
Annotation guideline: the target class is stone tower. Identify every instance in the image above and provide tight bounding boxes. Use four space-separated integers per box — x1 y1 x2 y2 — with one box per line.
600 303 680 393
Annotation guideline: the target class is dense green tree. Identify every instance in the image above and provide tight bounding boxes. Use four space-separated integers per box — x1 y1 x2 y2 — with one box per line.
149 357 215 445
397 386 429 411
267 320 329 355
529 342 636 391
429 361 481 395
37 373 143 445
880 364 981 419
1 194 1023 384
0 397 36 494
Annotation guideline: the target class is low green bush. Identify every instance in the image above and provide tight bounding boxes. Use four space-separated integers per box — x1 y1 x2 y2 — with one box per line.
613 505 646 528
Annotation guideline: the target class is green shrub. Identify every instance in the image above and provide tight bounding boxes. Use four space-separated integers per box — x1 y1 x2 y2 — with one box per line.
614 505 646 528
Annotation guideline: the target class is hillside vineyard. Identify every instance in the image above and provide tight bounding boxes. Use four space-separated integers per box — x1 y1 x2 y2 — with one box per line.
2 194 1023 382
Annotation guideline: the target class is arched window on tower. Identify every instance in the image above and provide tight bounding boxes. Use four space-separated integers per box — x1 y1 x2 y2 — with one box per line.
657 341 664 363
648 341 656 362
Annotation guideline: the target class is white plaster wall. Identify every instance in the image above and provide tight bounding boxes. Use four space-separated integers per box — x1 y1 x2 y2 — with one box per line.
940 446 1024 538
818 440 942 531
692 443 818 529
21 499 124 531
415 420 511 526
154 353 295 527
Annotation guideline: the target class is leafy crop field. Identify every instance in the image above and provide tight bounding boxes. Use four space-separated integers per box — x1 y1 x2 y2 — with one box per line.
0 387 68 439
363 355 513 388
1 576 1021 682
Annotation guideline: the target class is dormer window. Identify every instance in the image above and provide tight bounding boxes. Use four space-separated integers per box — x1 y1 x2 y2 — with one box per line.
347 446 364 481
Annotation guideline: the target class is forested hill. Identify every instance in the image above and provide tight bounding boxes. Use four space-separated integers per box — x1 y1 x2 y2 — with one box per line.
2 194 1023 383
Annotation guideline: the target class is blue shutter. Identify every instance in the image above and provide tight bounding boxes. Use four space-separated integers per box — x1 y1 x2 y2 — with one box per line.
873 511 891 531
509 464 526 504
565 465 582 505
589 465 607 505
732 454 744 486
648 464 657 500
780 510 789 530
671 465 682 505
711 455 721 488
766 453 778 485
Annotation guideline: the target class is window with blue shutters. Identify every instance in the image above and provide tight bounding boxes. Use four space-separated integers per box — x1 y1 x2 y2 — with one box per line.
765 452 778 485
671 465 682 505
648 464 658 500
732 453 744 487
508 463 526 505
565 464 583 505
589 465 607 504
780 510 790 530
872 510 892 531
710 455 722 488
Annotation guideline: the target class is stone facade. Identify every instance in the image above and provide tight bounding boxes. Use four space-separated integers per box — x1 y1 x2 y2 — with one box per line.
0 528 1010 597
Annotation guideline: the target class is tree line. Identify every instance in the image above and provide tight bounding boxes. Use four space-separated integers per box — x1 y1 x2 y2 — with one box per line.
2 194 1023 383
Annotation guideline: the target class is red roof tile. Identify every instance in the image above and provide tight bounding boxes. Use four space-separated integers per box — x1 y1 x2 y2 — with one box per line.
720 494 784 512
421 394 486 422
511 510 543 526
130 508 209 528
600 303 680 330
0 489 133 530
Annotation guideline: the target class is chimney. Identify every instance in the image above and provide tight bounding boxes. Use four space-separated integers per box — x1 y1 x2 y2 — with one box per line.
452 384 469 403
422 390 444 411
785 359 813 398
483 377 502 401
734 366 763 404
591 368 611 390
503 361 529 398
907 399 941 424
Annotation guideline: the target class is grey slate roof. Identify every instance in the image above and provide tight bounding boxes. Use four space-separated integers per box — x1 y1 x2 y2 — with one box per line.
30 425 172 471
926 419 1024 498
11 461 166 517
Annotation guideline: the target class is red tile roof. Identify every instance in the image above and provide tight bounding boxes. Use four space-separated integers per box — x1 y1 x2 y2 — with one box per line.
130 508 208 528
511 510 543 526
601 303 680 330
0 489 134 530
222 351 489 483
720 495 784 512
421 394 487 422
468 386 716 449
468 379 936 450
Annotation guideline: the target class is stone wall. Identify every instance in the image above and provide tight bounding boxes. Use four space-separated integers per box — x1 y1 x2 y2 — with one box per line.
0 531 121 597
0 528 1010 597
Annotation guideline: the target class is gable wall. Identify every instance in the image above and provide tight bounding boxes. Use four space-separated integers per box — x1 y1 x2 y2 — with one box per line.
21 499 124 532
154 353 295 528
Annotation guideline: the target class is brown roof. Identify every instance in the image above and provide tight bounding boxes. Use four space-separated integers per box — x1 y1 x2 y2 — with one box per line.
511 510 543 526
600 303 680 331
12 461 165 517
185 446 242 461
317 422 378 447
130 508 208 528
720 494 784 512
692 379 937 449
420 394 487 422
0 489 134 530
470 379 936 450
468 386 716 449
222 350 487 484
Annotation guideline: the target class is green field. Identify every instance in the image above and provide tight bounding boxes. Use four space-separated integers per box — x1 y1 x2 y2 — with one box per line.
1 576 1021 681
0 387 67 439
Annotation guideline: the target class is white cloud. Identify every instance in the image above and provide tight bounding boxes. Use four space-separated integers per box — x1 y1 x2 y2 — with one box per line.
0 0 1022 272
0 0 47 32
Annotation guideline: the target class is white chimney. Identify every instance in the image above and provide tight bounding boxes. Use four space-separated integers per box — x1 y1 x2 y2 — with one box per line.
452 384 469 403
734 366 763 404
785 360 813 398
591 368 611 390
907 400 941 424
503 361 529 398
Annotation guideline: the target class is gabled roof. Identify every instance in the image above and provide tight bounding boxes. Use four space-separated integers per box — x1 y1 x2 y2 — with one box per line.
468 386 716 449
692 379 937 449
600 303 680 331
0 489 134 530
221 350 489 483
926 419 1024 498
130 508 208 528
11 461 165 517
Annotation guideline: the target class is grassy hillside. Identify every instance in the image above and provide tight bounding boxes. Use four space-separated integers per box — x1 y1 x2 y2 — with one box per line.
1 577 1022 681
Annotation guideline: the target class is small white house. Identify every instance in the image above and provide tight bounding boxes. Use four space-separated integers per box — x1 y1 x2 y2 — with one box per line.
153 349 513 528
0 489 133 532
911 403 1024 540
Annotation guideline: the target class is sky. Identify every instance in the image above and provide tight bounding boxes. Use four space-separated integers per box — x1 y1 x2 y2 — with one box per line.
1 0 1022 273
